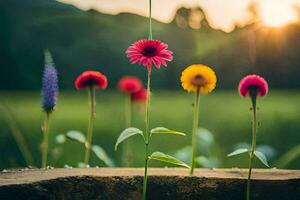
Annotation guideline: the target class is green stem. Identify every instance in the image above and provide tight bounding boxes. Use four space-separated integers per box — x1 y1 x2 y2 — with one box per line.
143 143 149 200
190 89 200 175
148 0 152 40
246 90 257 200
1 104 34 166
41 112 50 168
125 94 132 127
142 0 153 198
122 94 132 166
84 87 96 167
142 69 151 200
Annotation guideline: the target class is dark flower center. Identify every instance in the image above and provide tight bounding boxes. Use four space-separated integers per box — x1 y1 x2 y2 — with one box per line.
248 85 259 97
192 75 206 87
85 78 100 87
143 45 157 57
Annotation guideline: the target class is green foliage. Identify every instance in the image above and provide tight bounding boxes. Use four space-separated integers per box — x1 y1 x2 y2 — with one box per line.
149 152 190 168
196 128 216 155
92 145 114 167
65 130 86 144
114 127 144 150
1 91 300 168
227 148 249 157
57 130 114 167
196 156 220 168
174 146 192 163
55 134 66 144
254 150 270 167
256 145 276 160
233 143 276 160
115 126 188 170
174 128 221 168
228 148 270 167
150 127 186 137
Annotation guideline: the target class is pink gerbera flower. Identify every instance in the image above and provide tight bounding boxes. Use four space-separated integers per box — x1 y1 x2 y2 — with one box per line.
75 71 108 89
238 74 268 97
118 76 143 93
131 88 147 102
126 39 173 70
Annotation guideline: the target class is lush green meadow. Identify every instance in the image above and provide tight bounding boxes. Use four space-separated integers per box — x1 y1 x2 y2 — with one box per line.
0 90 299 169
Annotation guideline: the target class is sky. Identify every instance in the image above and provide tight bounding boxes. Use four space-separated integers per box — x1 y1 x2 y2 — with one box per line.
58 0 300 32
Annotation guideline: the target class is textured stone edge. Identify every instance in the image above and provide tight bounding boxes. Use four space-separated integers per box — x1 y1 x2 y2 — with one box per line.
0 168 300 200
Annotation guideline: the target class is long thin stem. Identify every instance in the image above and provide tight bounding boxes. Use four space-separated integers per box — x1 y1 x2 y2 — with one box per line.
143 143 149 200
84 87 96 167
142 0 153 198
142 69 151 200
190 89 200 175
246 91 257 200
1 105 34 166
122 94 132 166
148 0 152 40
41 112 50 168
125 94 132 127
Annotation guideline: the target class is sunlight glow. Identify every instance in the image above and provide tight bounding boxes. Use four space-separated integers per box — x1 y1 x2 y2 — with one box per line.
59 0 300 31
260 3 298 27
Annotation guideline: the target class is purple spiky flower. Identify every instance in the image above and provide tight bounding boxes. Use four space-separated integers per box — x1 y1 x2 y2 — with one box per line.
41 50 58 113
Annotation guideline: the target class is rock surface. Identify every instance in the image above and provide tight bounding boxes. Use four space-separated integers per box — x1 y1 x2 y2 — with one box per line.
0 168 299 200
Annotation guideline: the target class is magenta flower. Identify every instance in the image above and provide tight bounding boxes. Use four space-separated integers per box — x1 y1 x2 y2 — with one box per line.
237 74 269 200
126 39 173 70
118 76 143 94
238 75 268 97
131 88 147 102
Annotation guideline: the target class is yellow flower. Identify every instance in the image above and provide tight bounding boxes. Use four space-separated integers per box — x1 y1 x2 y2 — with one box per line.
180 64 217 94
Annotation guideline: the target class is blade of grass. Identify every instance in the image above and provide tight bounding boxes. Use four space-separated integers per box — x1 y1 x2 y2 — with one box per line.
274 144 300 168
0 103 34 166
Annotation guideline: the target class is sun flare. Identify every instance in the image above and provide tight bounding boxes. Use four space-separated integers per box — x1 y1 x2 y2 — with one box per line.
260 3 298 28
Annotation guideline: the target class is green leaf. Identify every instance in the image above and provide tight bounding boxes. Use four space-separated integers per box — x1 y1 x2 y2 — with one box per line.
149 152 190 169
150 127 186 137
114 127 144 150
254 150 270 167
227 148 249 157
196 156 220 168
66 130 86 144
92 145 115 167
56 134 66 144
196 128 215 153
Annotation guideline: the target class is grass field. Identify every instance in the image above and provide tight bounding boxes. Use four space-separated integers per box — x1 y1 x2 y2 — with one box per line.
0 90 300 169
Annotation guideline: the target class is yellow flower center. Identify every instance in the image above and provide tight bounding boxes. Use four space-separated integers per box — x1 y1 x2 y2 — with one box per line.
191 75 206 87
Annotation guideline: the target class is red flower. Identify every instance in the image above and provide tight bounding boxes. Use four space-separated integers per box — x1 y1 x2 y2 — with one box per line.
118 76 143 93
238 75 268 97
75 71 108 89
131 88 147 102
126 39 173 70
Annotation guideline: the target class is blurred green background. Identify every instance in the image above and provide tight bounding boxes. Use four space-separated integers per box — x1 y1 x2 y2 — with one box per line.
1 91 300 169
0 0 300 169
